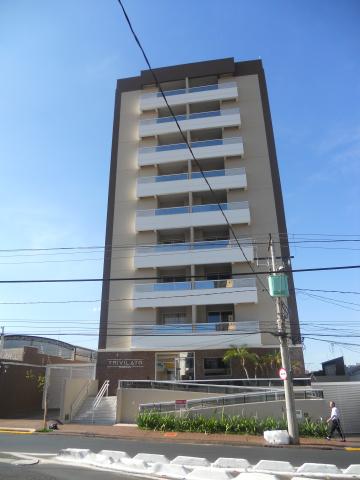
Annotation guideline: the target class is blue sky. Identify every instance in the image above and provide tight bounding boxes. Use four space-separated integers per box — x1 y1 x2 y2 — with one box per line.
0 0 359 370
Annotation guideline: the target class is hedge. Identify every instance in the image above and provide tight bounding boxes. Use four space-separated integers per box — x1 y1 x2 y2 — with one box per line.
137 410 328 438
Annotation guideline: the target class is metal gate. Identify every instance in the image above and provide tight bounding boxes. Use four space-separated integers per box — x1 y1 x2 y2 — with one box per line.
43 364 96 409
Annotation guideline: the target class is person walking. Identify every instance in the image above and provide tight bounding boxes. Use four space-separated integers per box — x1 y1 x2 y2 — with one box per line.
326 401 346 441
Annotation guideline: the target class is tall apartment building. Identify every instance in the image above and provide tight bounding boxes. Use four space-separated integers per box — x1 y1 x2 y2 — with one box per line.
97 58 304 389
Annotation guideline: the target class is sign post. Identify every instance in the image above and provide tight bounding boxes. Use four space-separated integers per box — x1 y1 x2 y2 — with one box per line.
175 399 187 417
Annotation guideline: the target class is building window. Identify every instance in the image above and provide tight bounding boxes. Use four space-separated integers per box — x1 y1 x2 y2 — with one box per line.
203 357 231 376
207 311 233 323
161 312 187 325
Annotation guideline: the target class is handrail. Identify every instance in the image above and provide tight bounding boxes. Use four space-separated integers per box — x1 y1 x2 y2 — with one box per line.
136 201 249 217
69 380 92 421
140 81 237 100
119 378 312 391
139 108 240 126
139 136 243 154
119 380 272 394
129 320 260 336
135 238 253 255
91 380 109 423
138 388 324 414
137 167 246 184
134 277 256 292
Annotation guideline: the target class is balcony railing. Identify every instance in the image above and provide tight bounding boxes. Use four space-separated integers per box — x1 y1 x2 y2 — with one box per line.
140 81 237 100
136 201 249 218
130 320 259 335
135 238 252 255
140 108 239 127
134 277 256 293
137 167 245 185
139 136 242 155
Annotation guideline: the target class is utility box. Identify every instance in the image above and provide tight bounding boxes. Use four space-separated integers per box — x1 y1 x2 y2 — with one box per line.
268 274 289 297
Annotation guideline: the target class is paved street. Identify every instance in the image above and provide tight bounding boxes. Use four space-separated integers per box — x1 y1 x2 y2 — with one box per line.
0 432 359 480
0 456 135 480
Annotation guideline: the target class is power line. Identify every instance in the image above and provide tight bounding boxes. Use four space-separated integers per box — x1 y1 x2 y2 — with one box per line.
0 283 359 306
2 329 280 338
296 288 360 295
1 237 359 258
298 291 360 312
298 292 360 307
2 242 360 265
0 288 265 305
303 337 360 348
0 264 359 284
116 0 284 307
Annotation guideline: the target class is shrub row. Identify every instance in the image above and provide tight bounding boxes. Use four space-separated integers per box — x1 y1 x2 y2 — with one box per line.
137 410 328 438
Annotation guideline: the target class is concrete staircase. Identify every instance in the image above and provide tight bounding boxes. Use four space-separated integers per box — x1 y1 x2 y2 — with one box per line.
72 396 117 425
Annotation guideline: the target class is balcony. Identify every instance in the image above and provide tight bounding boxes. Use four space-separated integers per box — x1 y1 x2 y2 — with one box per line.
139 108 241 137
140 81 238 111
136 201 250 231
130 320 261 350
137 167 247 197
138 137 244 167
133 277 257 308
134 238 254 268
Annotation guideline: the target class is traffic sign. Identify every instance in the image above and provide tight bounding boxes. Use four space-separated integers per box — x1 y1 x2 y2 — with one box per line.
279 367 287 380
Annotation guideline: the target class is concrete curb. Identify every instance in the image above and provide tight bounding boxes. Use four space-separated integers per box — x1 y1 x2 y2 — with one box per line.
55 448 360 479
0 427 35 434
43 430 353 451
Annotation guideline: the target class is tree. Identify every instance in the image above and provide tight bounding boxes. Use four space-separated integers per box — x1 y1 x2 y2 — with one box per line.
26 369 48 430
270 351 282 370
257 352 282 377
251 353 263 378
259 354 272 377
291 360 302 376
223 346 255 379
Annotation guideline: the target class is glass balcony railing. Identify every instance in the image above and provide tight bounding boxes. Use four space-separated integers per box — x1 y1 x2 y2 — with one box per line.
136 201 249 217
131 320 259 335
139 136 243 154
134 277 256 293
135 238 253 255
139 108 239 126
137 167 245 185
140 81 237 100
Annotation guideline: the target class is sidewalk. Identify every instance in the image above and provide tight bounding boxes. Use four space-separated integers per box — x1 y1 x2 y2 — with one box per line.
0 418 359 449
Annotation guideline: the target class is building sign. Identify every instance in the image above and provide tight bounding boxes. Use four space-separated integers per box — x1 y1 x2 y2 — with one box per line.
107 358 144 368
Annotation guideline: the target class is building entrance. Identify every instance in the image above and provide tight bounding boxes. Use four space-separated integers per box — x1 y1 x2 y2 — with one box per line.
155 352 194 381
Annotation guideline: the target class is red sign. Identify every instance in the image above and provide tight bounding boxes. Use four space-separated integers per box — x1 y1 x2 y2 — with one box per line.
279 367 287 380
175 399 187 410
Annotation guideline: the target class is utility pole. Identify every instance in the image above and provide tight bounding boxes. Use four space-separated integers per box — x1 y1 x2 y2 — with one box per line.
268 235 299 444
0 326 4 353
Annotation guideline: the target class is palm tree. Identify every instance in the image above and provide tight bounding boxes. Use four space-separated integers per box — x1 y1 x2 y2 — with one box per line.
250 353 262 378
260 353 274 377
267 351 282 375
223 346 254 379
291 360 302 376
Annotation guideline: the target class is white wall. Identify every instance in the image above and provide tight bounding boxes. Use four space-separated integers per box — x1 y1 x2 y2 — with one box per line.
313 382 360 434
61 378 98 422
116 387 326 424
117 387 222 423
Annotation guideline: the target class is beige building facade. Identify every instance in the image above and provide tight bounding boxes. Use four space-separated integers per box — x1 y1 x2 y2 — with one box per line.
97 58 303 391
